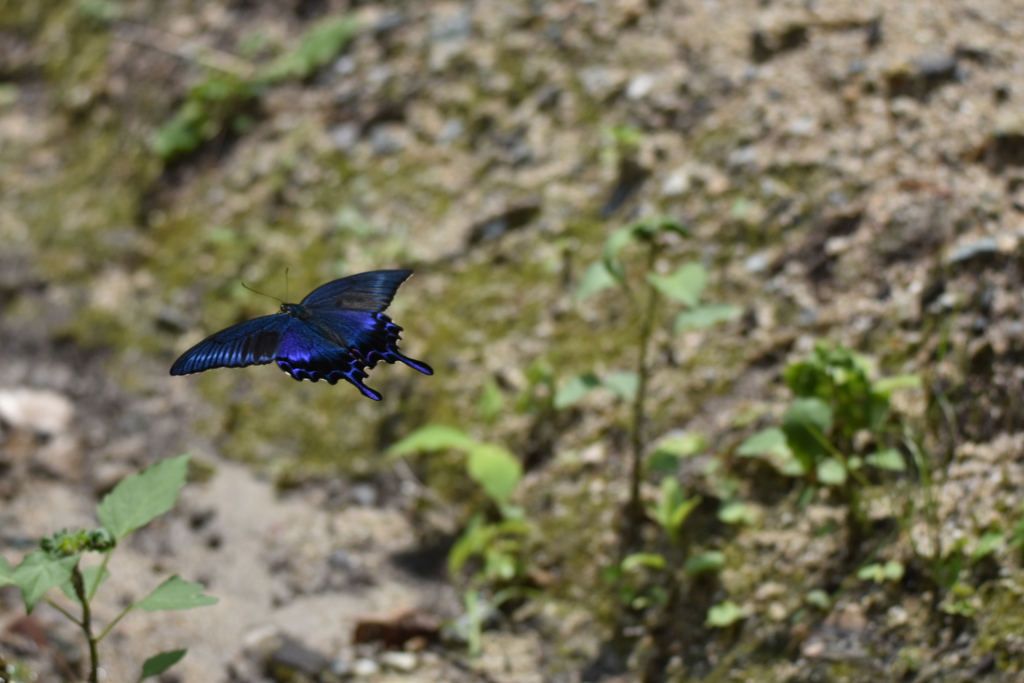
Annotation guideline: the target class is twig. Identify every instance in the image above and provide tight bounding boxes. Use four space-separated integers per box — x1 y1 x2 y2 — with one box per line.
116 24 256 79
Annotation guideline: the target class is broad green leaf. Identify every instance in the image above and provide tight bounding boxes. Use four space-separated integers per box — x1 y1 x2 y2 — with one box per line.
139 650 187 682
783 398 833 465
883 560 905 581
649 433 707 473
449 515 486 576
575 261 619 301
61 566 110 605
137 576 218 612
554 374 601 409
604 226 638 263
13 550 80 613
621 553 666 572
603 371 639 402
467 444 522 505
816 458 847 485
717 501 755 525
805 589 830 609
865 448 906 472
684 550 725 575
873 374 922 394
647 262 706 307
857 563 880 581
736 428 789 458
478 379 505 424
386 425 478 456
706 600 747 627
97 454 190 541
651 477 685 532
973 529 1004 561
670 496 701 533
0 556 13 587
674 304 742 331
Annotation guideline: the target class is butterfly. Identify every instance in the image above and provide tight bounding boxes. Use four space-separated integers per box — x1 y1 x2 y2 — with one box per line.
170 270 432 401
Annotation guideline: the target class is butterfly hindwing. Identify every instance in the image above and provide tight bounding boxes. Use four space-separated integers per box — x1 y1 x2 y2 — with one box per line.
299 269 413 312
169 314 292 376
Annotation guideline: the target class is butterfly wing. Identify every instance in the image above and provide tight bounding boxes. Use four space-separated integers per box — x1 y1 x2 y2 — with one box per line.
275 310 433 401
170 314 292 376
299 269 413 311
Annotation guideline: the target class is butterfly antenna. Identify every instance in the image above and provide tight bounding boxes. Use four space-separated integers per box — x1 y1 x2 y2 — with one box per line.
240 282 283 304
285 268 290 303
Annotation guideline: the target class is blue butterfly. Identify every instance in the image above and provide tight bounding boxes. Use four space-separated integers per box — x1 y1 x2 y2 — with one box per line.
170 270 432 401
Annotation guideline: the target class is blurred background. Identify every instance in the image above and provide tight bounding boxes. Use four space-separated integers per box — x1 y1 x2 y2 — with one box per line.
3 0 1024 681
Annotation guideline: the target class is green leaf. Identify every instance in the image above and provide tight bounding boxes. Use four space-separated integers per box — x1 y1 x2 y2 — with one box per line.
97 454 190 541
575 261 619 301
649 433 707 473
478 378 505 424
0 556 14 587
139 650 187 682
603 371 639 402
448 515 486 576
857 563 881 582
684 550 725 575
13 550 80 613
783 398 834 465
136 576 218 612
706 600 747 627
386 425 478 457
736 428 789 458
883 560 905 581
717 501 756 525
816 458 847 485
467 444 522 505
554 374 601 409
865 448 906 472
61 566 110 605
604 227 638 264
973 529 1004 561
647 262 706 307
262 16 360 82
805 589 830 609
674 304 742 331
621 552 667 572
872 374 922 395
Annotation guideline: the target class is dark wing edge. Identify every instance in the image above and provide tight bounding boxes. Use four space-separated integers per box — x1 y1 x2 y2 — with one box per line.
299 269 414 312
169 315 290 376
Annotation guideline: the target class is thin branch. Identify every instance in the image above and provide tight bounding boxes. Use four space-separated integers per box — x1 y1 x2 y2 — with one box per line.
42 596 82 627
96 604 136 643
116 24 256 79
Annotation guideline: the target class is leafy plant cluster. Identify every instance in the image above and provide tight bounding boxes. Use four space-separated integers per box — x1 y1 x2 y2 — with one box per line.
736 342 920 492
151 16 359 160
0 455 216 683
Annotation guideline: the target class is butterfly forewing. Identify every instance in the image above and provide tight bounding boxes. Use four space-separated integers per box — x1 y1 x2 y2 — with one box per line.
299 269 413 312
169 315 292 375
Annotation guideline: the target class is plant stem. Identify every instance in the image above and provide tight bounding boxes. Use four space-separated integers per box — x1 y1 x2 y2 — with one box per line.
71 566 99 683
88 551 113 601
42 596 83 626
97 604 135 643
624 242 661 551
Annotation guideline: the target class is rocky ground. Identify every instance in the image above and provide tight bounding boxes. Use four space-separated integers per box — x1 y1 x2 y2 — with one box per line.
4 0 1024 681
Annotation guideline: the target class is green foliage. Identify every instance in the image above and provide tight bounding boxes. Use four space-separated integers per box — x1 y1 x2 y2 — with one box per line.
150 73 262 161
649 477 701 543
478 378 505 424
3 455 214 682
684 550 725 575
736 342 920 486
97 454 190 540
648 432 707 474
857 560 905 583
706 600 748 627
466 444 522 507
152 16 360 160
137 576 219 611
621 552 667 572
262 16 360 82
139 650 187 682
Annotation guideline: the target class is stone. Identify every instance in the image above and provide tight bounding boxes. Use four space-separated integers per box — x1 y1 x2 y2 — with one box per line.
0 388 73 436
380 651 417 672
352 658 380 677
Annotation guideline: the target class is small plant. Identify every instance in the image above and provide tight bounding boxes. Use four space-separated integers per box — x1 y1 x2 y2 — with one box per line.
0 455 216 683
567 216 740 551
387 426 534 656
152 15 360 160
736 342 920 490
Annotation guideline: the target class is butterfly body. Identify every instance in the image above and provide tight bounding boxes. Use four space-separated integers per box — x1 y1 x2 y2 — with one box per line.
170 270 432 401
